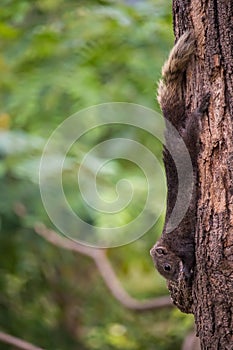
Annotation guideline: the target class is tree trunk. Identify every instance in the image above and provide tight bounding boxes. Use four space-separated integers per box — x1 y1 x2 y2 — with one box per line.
171 1 233 349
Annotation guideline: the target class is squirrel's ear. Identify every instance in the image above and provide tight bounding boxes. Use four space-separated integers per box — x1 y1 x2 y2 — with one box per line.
155 245 168 255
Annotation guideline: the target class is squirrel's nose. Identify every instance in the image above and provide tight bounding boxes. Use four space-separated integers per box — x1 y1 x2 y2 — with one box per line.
149 246 155 257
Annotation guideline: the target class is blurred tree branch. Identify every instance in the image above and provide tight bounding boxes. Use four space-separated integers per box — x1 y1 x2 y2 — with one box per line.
182 332 200 350
0 331 44 350
0 206 173 350
34 222 172 311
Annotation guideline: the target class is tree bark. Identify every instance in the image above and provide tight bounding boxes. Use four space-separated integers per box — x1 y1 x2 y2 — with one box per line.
171 1 233 349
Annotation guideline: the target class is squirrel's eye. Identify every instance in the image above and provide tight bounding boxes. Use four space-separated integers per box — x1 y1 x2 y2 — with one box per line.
164 264 171 271
156 248 165 255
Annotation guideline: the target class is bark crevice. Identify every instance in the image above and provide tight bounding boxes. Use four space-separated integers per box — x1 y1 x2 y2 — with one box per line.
171 1 233 348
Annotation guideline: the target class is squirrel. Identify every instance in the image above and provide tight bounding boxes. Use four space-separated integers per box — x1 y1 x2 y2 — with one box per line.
150 31 210 282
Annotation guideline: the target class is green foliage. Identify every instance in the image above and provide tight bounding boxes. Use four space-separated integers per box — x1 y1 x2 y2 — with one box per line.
0 1 194 349
0 0 173 132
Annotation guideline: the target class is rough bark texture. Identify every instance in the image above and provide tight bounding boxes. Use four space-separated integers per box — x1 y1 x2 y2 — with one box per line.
171 0 233 349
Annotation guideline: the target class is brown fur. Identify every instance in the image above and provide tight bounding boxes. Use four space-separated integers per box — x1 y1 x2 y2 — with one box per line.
150 31 209 282
157 31 195 128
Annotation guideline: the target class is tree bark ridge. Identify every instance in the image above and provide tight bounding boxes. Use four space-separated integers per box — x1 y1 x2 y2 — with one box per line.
172 0 233 348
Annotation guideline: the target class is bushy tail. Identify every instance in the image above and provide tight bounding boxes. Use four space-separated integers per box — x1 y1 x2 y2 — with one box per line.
157 31 195 113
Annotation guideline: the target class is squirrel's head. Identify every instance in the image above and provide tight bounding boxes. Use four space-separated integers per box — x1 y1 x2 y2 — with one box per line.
150 243 182 281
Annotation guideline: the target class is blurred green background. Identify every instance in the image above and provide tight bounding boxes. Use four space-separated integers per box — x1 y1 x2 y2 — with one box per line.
0 0 194 349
